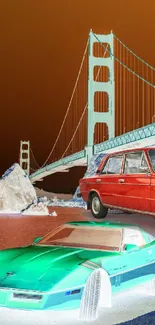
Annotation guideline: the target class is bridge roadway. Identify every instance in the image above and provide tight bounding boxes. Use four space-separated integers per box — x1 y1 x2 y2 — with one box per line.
29 123 155 183
0 207 155 325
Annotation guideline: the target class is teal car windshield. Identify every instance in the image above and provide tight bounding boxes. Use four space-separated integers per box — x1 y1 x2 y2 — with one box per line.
36 225 123 251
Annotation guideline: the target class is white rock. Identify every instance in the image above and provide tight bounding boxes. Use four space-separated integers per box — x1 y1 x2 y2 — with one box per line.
50 211 57 216
22 202 49 215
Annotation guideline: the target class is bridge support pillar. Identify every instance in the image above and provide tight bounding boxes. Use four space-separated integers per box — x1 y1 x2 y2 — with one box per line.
85 145 94 164
86 30 115 164
19 140 30 176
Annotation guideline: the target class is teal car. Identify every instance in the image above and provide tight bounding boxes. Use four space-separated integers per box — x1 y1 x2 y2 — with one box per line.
0 221 155 321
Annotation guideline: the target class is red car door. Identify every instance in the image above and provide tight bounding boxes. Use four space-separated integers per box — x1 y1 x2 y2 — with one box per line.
150 174 155 213
117 151 151 212
98 154 124 207
147 149 155 213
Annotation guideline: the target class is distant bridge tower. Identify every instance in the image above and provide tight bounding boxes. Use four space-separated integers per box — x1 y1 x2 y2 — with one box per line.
86 30 115 163
19 140 30 176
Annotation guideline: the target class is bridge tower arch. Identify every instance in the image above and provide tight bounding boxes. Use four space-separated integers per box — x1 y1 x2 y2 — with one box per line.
19 140 30 176
86 30 115 163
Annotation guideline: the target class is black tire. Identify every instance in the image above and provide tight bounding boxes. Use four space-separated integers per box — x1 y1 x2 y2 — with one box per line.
79 269 101 321
90 193 108 219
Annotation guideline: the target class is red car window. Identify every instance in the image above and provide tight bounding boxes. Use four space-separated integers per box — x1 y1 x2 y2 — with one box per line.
101 155 123 175
123 151 149 174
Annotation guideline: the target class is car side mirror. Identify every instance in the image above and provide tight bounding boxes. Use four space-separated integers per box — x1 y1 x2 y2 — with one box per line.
125 244 138 251
33 236 42 244
139 166 150 173
96 170 101 174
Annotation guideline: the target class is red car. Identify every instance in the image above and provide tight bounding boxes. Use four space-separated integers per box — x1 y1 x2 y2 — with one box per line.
79 147 155 218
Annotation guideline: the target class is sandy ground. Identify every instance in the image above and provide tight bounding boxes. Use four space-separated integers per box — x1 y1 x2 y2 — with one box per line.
0 207 155 250
0 207 155 325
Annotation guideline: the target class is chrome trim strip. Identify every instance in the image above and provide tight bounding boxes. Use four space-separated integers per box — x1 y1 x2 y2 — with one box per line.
86 182 151 186
0 287 47 294
0 284 85 295
117 183 150 186
103 203 154 215
117 194 150 199
86 182 119 185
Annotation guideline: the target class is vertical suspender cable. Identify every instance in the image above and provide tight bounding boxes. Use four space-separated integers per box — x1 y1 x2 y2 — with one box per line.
147 65 149 124
120 39 122 135
123 43 126 133
97 43 99 144
116 39 118 136
133 55 135 129
142 65 145 126
151 69 153 122
137 58 140 128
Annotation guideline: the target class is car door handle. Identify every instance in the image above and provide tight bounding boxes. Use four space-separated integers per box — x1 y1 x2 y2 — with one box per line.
96 179 101 183
118 179 125 183
113 265 127 271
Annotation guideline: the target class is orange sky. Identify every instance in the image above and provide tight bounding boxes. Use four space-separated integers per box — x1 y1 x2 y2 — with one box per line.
0 0 155 178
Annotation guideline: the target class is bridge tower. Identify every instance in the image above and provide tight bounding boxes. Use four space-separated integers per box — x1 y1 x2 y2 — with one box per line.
19 140 30 176
86 30 115 163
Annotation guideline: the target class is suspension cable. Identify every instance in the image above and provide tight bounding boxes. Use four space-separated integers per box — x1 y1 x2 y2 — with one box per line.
61 104 87 158
114 33 155 71
93 32 155 88
61 44 109 158
30 166 39 172
32 38 89 170
30 148 40 169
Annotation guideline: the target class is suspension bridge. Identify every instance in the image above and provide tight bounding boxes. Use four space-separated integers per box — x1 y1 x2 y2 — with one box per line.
20 30 155 183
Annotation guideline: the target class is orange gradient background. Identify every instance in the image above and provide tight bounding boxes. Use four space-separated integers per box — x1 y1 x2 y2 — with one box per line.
0 0 155 192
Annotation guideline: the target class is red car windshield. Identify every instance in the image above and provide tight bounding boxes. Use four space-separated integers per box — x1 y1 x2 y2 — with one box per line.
37 225 123 251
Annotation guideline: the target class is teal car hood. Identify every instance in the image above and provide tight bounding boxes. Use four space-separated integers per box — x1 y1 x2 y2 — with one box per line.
0 245 116 292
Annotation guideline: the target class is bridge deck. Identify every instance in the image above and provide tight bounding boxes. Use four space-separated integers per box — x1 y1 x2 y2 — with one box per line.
30 123 155 183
